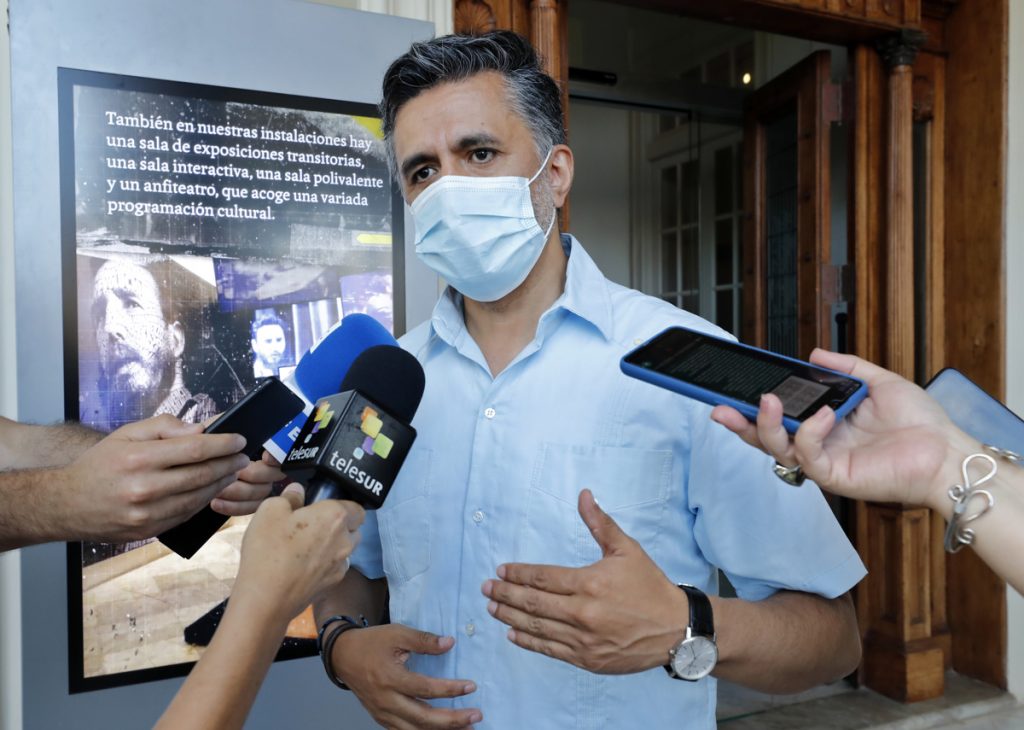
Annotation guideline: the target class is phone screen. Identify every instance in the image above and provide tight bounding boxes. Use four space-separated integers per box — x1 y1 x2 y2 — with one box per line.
623 328 863 420
925 368 1024 454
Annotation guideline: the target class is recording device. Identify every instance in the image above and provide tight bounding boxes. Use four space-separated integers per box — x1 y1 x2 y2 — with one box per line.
158 377 304 558
263 314 398 462
283 345 425 509
926 368 1024 454
621 326 868 434
159 314 397 558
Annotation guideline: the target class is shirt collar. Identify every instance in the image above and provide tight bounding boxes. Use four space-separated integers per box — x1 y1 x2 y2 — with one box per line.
428 233 614 347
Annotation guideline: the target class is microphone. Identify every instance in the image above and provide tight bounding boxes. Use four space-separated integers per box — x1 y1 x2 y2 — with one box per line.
263 314 398 461
159 314 396 558
283 345 425 509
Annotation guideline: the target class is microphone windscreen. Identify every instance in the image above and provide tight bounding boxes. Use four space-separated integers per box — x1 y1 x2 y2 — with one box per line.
294 314 397 401
339 345 425 424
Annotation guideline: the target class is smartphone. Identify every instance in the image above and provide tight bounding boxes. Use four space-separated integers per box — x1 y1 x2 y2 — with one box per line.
620 326 868 433
925 368 1024 454
158 377 304 559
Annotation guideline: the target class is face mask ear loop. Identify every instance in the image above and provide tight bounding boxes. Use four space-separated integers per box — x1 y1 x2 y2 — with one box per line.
527 147 554 185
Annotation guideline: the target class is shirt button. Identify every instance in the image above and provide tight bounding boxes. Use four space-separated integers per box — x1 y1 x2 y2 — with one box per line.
484 407 496 419
465 622 476 636
472 510 484 523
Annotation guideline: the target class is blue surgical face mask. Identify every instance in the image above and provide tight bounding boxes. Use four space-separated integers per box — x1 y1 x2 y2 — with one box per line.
410 150 555 302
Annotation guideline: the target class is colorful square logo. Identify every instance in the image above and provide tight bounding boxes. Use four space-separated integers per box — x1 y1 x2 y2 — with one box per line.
354 406 393 460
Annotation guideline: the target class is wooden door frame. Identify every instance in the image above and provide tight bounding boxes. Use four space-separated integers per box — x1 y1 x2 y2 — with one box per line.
741 50 834 358
454 0 1009 700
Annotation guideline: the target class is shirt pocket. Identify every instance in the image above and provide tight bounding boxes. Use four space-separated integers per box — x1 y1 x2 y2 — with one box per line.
521 443 673 567
377 448 432 583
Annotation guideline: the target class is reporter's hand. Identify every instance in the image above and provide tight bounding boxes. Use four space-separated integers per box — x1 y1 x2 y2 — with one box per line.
330 624 482 730
711 349 959 506
232 484 364 623
211 451 286 517
56 414 250 542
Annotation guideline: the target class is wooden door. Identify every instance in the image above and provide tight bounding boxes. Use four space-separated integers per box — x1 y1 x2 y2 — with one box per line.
741 50 836 359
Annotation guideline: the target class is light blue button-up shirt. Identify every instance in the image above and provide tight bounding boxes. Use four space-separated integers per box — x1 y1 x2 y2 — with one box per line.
351 235 866 729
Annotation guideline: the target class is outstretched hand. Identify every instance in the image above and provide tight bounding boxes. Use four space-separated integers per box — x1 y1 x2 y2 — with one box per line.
482 489 687 674
710 349 959 507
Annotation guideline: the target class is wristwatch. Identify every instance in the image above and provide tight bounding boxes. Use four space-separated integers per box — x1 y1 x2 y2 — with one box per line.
664 583 718 681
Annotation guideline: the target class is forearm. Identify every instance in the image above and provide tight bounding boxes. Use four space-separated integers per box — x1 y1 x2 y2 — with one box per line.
314 567 387 627
924 429 1024 595
712 591 860 693
0 417 103 470
155 593 288 730
0 467 71 551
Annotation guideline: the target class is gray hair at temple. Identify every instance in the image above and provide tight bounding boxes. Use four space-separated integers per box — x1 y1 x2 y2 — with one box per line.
379 30 566 177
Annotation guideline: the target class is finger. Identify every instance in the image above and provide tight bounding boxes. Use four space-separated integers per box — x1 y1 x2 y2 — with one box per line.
213 478 274 505
578 489 632 557
506 626 577 666
210 498 264 516
482 579 578 624
339 501 366 530
756 394 796 465
146 473 241 531
236 458 287 485
496 562 578 595
709 406 764 450
135 433 248 471
383 696 482 730
399 628 457 656
392 671 478 701
809 349 896 388
261 450 282 467
486 594 578 646
116 414 202 442
279 482 305 510
793 405 838 483
158 452 251 495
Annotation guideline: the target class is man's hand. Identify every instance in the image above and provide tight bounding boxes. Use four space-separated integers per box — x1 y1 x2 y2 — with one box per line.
231 484 364 624
482 489 687 674
329 624 482 730
53 414 250 542
211 451 286 517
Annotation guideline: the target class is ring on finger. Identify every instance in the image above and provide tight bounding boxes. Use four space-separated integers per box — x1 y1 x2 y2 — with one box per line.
772 461 806 487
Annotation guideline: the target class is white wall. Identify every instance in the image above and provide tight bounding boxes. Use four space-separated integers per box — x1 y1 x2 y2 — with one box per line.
1005 0 1024 703
0 0 23 726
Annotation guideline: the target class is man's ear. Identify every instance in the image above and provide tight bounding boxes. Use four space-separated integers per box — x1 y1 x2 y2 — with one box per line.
548 144 574 209
169 321 185 359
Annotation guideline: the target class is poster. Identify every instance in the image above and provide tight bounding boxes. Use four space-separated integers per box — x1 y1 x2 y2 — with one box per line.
59 69 403 691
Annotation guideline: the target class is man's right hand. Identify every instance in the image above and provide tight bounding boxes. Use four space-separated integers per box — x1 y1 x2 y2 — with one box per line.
54 414 250 542
330 624 482 729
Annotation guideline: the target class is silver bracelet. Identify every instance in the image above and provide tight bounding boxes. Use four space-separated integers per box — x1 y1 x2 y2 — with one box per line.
943 445 1022 554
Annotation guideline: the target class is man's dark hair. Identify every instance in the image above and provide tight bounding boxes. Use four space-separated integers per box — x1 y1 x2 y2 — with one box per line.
250 311 287 340
380 31 566 175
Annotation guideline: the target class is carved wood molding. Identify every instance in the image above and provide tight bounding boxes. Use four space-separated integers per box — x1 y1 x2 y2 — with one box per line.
454 0 498 34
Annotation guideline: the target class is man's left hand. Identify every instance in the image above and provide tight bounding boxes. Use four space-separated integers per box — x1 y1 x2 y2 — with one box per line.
482 488 689 675
211 451 286 516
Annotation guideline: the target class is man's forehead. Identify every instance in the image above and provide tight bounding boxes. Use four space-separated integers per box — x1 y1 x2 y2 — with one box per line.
94 262 158 296
393 72 521 140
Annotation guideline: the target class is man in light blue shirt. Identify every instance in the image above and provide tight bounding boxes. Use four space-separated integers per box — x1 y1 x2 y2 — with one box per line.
315 31 866 730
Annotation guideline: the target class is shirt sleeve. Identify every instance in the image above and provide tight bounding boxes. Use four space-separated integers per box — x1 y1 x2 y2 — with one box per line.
349 507 385 580
685 403 867 601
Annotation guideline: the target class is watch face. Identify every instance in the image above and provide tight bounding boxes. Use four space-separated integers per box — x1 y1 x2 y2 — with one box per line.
671 635 718 681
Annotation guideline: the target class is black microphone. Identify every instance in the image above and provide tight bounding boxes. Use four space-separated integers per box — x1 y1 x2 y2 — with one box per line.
282 345 425 509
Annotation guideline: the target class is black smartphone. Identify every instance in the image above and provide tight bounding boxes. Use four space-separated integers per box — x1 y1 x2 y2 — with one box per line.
158 377 304 558
621 326 868 433
925 368 1024 454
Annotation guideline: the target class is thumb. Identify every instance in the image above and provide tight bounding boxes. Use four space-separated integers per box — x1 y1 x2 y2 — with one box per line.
578 489 630 557
403 627 456 656
280 482 305 510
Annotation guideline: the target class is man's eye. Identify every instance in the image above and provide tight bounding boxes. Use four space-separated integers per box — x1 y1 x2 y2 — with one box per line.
411 167 435 184
471 149 494 163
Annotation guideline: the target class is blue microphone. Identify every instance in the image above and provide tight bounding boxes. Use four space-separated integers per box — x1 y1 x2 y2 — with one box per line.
264 314 397 461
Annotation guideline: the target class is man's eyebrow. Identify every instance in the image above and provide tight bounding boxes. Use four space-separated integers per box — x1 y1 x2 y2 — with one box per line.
453 133 500 151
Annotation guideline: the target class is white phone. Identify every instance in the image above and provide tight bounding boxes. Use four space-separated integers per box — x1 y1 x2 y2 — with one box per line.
925 368 1024 454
